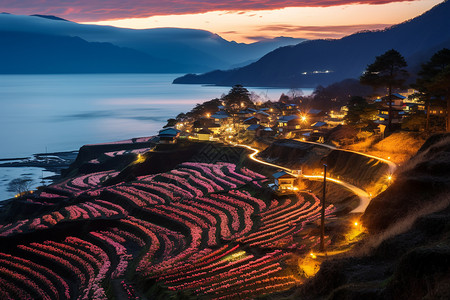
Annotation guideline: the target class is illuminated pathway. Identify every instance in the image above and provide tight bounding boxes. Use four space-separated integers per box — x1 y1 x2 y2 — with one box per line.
233 143 371 213
303 175 370 213
296 139 397 173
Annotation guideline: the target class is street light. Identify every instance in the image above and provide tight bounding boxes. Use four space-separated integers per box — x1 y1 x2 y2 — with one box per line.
320 164 327 252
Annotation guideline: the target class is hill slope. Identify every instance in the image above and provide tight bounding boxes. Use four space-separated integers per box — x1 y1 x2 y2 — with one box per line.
0 14 305 73
174 0 450 87
292 133 450 300
0 31 188 73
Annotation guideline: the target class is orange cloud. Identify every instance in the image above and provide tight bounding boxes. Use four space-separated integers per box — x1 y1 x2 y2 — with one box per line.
1 0 419 21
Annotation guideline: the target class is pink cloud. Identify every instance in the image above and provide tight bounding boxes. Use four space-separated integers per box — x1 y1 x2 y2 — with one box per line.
0 0 417 21
246 23 392 40
258 23 392 33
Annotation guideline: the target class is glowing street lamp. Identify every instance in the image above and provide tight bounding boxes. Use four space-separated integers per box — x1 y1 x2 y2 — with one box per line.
136 154 145 163
301 115 307 122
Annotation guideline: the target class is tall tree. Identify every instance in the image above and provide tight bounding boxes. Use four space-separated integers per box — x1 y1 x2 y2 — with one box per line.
414 48 450 131
344 96 377 127
222 85 252 111
360 49 408 131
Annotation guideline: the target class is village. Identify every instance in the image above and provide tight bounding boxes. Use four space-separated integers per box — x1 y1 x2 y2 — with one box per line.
157 85 442 145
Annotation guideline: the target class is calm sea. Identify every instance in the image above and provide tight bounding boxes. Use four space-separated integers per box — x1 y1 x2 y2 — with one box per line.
0 74 313 201
0 74 311 158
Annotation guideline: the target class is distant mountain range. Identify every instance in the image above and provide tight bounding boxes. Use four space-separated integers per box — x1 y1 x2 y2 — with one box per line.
174 0 450 87
0 13 305 74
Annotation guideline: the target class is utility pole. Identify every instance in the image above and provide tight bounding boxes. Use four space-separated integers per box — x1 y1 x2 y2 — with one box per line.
320 164 327 252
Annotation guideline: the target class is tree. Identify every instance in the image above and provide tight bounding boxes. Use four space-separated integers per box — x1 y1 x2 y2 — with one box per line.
163 118 177 128
288 88 303 101
360 49 408 131
414 48 450 131
312 79 374 110
187 98 221 118
222 85 252 111
344 96 377 127
8 178 33 197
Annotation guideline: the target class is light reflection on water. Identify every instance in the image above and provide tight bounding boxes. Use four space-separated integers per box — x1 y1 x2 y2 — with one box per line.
0 74 312 158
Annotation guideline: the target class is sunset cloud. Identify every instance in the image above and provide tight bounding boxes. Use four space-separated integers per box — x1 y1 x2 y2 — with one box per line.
1 0 419 21
255 23 392 37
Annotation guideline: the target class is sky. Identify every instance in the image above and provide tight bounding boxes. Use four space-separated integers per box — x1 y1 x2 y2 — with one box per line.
1 0 444 43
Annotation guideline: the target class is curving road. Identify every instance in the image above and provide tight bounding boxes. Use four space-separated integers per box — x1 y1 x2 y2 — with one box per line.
296 139 397 173
233 142 374 213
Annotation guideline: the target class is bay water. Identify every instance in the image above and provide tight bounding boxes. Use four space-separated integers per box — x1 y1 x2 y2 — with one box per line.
0 73 312 200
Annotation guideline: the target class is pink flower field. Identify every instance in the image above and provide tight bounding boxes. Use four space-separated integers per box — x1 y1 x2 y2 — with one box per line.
0 162 335 299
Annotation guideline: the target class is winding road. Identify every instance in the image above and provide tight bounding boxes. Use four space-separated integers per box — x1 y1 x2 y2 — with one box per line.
234 141 395 214
296 139 397 173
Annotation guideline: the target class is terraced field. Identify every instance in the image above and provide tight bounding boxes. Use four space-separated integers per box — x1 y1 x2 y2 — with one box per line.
0 162 335 299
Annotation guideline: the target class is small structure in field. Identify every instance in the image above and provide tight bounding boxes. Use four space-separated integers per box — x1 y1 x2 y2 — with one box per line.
272 170 297 192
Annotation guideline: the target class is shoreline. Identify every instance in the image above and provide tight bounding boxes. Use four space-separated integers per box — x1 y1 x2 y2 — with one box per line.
0 150 78 170
0 150 78 202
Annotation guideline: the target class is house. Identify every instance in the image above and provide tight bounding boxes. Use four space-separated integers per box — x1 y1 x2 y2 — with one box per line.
272 171 297 192
193 118 221 134
429 105 446 116
158 128 181 144
311 121 328 129
374 93 407 130
260 126 275 137
306 109 327 123
193 118 216 132
280 103 299 115
376 106 405 126
243 116 259 125
196 128 212 141
380 93 406 107
327 107 347 126
245 124 263 138
211 111 230 125
254 111 270 126
277 115 302 132
237 109 254 119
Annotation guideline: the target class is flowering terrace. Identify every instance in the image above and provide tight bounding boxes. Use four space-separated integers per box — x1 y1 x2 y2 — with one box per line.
0 158 336 299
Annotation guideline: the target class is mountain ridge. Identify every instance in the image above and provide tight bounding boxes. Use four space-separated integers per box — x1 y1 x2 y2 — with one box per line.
0 14 305 73
174 0 450 87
